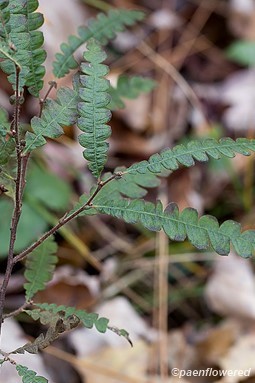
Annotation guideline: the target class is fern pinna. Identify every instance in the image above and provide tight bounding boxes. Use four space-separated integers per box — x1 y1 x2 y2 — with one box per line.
16 365 47 383
0 0 46 96
71 135 255 258
24 236 58 301
92 199 255 258
77 39 111 178
126 137 255 175
53 9 144 78
25 303 109 333
24 85 78 152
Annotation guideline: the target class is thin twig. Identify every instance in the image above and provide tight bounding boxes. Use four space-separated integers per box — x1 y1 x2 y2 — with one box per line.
13 173 119 265
20 153 30 199
0 66 22 333
0 350 17 365
3 301 31 320
156 182 169 381
38 81 57 118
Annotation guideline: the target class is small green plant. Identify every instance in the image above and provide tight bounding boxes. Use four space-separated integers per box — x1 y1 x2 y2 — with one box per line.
0 1 255 381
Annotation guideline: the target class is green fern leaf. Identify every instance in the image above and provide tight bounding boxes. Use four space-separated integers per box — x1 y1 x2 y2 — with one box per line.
93 198 255 258
0 134 14 165
108 75 156 110
0 107 15 165
25 303 109 333
80 138 255 205
53 9 144 78
69 167 169 218
77 39 111 178
24 237 58 301
0 0 46 96
70 138 255 218
0 40 22 67
24 85 78 152
0 1 10 40
125 138 255 175
101 169 161 199
16 365 48 383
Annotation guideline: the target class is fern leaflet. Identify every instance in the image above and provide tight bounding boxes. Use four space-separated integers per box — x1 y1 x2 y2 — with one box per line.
24 237 58 301
0 1 10 40
125 138 255 175
92 198 255 258
72 137 255 213
77 39 111 178
108 75 156 110
24 85 78 152
53 9 144 78
16 365 48 383
0 0 46 96
0 107 15 165
25 302 110 333
99 169 161 199
70 168 162 219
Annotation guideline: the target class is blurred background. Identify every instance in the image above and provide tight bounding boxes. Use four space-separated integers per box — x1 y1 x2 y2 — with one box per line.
1 0 255 382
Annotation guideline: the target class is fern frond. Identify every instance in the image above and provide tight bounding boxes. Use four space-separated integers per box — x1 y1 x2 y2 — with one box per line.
125 138 255 175
77 39 111 178
93 198 255 258
16 365 48 383
24 237 58 301
24 86 78 152
0 0 46 96
53 9 144 78
108 75 156 110
25 302 109 333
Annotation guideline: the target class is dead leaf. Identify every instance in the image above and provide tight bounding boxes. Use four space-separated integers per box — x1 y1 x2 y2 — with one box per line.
75 340 189 383
205 252 255 319
229 0 255 39
115 94 153 132
168 330 197 370
35 265 100 309
77 340 149 383
196 319 241 365
1 319 52 382
221 69 255 131
219 334 255 382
